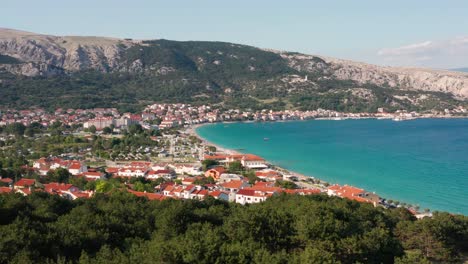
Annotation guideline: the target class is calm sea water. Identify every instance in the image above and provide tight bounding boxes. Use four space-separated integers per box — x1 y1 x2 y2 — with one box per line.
196 119 468 215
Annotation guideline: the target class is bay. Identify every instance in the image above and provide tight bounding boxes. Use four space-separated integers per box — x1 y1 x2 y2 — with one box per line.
196 118 468 215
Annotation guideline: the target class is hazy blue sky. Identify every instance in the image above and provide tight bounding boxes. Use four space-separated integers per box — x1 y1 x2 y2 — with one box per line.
2 0 468 68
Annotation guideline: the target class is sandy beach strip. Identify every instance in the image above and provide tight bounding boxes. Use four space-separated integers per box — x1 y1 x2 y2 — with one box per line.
184 123 327 188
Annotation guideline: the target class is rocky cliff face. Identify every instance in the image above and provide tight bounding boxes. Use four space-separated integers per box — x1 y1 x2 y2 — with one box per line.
2 27 468 100
0 28 135 74
278 52 468 99
321 56 468 99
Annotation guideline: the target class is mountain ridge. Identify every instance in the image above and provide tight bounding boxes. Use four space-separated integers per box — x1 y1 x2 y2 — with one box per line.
0 28 467 112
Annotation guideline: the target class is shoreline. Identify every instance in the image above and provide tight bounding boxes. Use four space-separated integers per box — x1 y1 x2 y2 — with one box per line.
182 119 457 214
186 122 334 190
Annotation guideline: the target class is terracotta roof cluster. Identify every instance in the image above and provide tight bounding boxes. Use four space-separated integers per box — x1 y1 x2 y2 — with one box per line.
0 187 13 193
14 178 36 187
327 184 372 203
204 154 265 162
128 190 168 201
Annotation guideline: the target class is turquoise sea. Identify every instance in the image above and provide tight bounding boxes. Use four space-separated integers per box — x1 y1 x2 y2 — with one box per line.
196 119 468 215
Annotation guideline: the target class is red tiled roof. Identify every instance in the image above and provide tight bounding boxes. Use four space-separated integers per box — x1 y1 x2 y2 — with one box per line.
148 169 172 175
71 192 92 199
205 154 265 162
204 155 228 160
128 190 168 201
208 166 226 173
0 178 13 184
221 180 245 189
255 170 280 177
253 181 275 188
244 186 282 193
0 187 13 193
208 190 227 197
106 167 119 173
15 178 36 187
82 171 103 177
68 162 82 170
44 183 76 192
236 189 256 196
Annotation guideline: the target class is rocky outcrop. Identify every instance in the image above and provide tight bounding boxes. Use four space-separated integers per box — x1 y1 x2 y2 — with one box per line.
0 62 64 76
321 57 468 99
0 28 134 74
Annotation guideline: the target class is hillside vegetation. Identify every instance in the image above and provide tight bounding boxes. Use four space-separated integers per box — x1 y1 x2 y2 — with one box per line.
0 192 467 264
1 29 468 112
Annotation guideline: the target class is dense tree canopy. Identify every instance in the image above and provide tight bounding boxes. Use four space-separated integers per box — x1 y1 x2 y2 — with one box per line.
0 191 466 264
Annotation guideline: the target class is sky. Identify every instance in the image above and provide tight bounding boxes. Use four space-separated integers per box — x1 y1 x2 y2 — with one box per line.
2 0 468 69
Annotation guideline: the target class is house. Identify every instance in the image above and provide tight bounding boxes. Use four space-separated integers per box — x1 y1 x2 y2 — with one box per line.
61 191 93 200
0 177 13 186
170 164 202 176
234 154 267 169
80 171 105 181
117 167 148 178
218 173 244 183
283 188 321 195
146 170 173 180
245 185 282 194
106 167 119 175
43 183 80 194
205 166 226 180
151 163 168 171
14 178 36 189
15 188 35 196
204 154 268 169
190 189 209 200
327 184 374 205
33 157 87 176
181 185 196 199
235 189 273 205
128 189 168 201
220 180 250 193
181 177 197 185
208 190 229 201
68 161 88 175
0 187 13 194
220 180 250 202
255 170 282 181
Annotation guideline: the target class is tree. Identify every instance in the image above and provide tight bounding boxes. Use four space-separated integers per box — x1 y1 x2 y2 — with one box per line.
193 177 215 185
128 124 143 135
89 125 97 134
4 123 26 136
95 180 113 193
207 146 217 153
202 159 218 171
275 180 297 189
102 127 112 134
243 170 259 184
47 168 71 183
69 177 88 190
228 161 243 173
24 128 34 137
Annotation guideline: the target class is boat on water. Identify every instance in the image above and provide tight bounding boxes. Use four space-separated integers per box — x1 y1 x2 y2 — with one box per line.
263 137 269 141
392 116 416 121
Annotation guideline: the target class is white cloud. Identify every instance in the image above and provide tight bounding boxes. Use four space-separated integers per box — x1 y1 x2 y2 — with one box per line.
377 36 468 68
377 41 434 56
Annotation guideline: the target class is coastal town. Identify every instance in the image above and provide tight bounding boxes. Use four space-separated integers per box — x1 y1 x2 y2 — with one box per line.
0 103 467 129
0 102 460 217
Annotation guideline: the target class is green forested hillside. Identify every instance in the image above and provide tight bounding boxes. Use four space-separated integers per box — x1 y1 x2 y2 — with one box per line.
0 192 467 264
0 40 465 112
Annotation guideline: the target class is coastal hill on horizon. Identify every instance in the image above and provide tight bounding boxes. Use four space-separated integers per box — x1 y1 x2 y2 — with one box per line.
1 27 468 112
